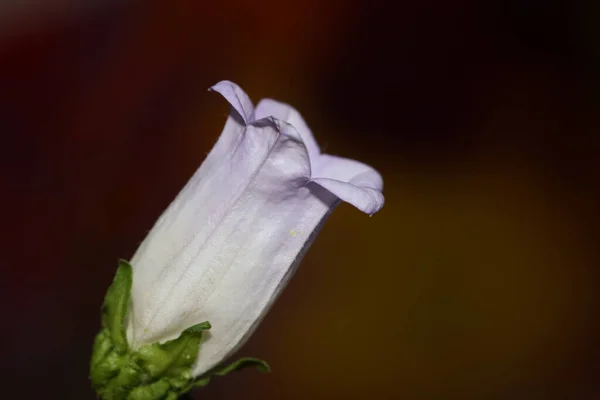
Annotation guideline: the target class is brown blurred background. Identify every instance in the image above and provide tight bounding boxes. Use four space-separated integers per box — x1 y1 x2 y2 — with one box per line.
2 1 599 399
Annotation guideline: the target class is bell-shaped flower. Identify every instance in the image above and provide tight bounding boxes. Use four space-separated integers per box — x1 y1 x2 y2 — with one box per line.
90 81 384 400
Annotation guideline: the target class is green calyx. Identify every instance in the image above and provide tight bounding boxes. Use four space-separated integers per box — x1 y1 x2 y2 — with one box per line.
90 260 269 400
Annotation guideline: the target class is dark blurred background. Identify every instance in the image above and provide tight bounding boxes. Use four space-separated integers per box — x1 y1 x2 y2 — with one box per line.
2 1 599 399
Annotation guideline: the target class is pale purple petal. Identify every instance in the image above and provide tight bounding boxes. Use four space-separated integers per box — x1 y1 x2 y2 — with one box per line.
314 154 384 190
310 177 384 215
210 80 254 124
254 99 320 164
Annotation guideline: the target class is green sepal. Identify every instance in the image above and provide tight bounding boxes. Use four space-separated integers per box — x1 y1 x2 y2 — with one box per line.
101 259 132 352
90 260 269 400
136 321 211 380
188 357 270 389
91 261 133 389
127 379 170 400
213 357 270 376
190 377 211 389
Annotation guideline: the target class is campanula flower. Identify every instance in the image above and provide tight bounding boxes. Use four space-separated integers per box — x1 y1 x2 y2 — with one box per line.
91 81 384 400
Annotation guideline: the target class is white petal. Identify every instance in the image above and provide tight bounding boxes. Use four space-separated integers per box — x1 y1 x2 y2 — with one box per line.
128 122 320 377
126 121 297 346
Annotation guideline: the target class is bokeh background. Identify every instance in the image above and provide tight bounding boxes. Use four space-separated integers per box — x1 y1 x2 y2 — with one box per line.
2 1 599 399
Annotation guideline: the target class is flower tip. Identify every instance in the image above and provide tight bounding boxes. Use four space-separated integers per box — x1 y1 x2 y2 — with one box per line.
209 80 254 124
365 196 385 217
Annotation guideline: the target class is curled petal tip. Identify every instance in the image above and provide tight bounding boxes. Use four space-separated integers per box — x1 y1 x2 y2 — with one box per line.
210 80 254 124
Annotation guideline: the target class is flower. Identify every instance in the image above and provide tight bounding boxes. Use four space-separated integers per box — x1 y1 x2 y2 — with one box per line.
125 80 384 378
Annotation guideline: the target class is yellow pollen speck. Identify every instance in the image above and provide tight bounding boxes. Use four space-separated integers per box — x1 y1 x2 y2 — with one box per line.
289 229 297 237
